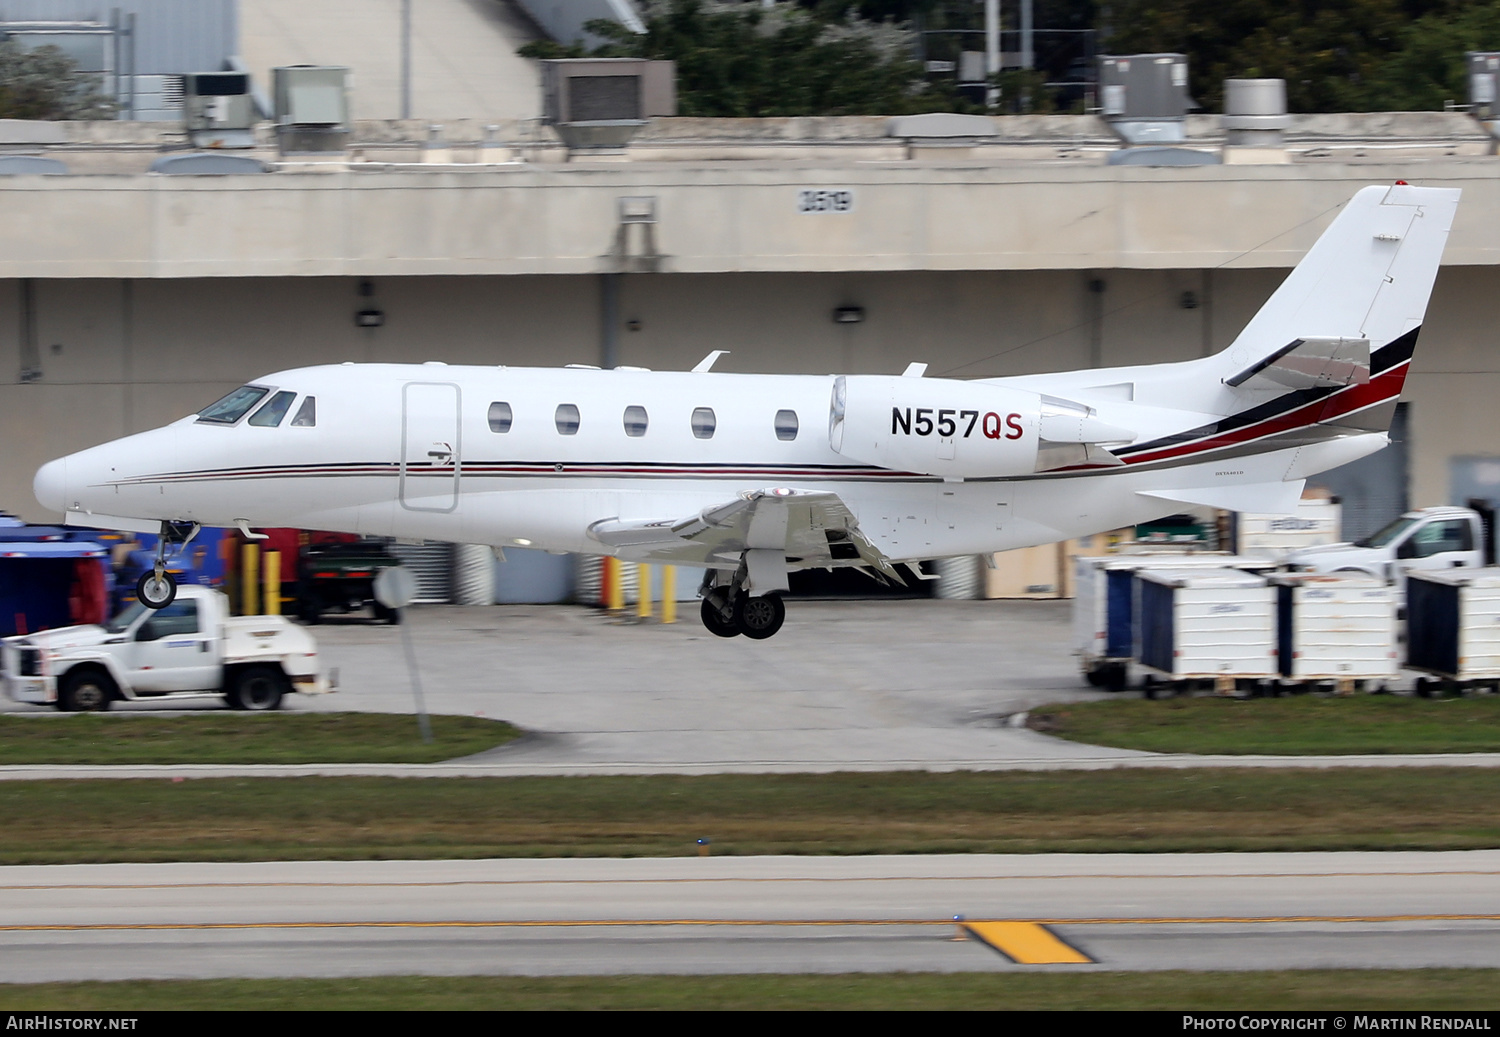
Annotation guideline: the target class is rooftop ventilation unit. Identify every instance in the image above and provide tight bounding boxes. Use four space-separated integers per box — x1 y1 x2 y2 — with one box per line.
1470 52 1499 152
183 71 254 149
1098 54 1192 145
272 65 350 155
541 58 675 157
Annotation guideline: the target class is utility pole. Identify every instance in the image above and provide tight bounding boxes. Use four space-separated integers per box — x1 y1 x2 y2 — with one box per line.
401 0 412 120
985 0 999 109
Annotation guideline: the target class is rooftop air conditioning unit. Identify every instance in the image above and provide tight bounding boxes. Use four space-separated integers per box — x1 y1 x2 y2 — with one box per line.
1098 53 1192 145
183 71 255 149
272 65 350 155
541 58 675 156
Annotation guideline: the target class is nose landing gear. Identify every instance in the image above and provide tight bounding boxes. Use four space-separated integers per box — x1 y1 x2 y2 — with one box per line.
137 521 200 610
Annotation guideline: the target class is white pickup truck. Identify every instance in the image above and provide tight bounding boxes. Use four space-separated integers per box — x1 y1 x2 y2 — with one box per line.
1 586 331 712
1286 504 1495 581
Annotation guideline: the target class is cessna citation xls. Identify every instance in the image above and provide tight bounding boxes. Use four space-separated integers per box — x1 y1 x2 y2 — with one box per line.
34 184 1458 640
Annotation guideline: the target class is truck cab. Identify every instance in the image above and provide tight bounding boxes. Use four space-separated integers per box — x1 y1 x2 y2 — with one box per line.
1287 505 1489 581
2 586 330 711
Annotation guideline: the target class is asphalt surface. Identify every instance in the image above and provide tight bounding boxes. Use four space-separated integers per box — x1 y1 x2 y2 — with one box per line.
5 599 1498 776
4 599 1498 984
3 852 1497 979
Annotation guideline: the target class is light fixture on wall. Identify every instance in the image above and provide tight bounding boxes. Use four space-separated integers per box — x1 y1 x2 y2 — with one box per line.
355 308 385 328
1180 291 1199 310
832 305 865 324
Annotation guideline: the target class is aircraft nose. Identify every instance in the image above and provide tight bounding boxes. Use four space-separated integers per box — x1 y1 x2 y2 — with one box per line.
33 457 68 514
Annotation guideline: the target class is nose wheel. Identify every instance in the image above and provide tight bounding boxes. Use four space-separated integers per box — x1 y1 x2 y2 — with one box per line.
138 520 198 610
136 569 178 609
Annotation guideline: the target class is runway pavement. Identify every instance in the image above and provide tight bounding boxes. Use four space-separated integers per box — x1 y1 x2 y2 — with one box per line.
3 852 1498 980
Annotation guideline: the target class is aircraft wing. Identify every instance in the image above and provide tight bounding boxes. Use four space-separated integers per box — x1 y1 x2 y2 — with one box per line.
586 488 904 584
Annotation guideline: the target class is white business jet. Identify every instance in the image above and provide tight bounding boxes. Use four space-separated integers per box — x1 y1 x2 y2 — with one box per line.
34 184 1458 639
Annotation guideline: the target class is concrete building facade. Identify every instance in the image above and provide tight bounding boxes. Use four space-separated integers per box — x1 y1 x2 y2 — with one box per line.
2 128 1498 539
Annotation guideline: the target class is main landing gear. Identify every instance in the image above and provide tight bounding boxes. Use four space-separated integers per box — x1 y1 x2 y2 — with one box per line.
137 521 199 610
698 568 787 640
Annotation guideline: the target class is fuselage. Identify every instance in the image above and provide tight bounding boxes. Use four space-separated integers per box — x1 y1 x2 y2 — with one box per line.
33 361 1389 568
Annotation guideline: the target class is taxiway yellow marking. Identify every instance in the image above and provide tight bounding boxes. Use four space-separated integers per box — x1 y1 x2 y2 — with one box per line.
963 922 1093 964
4 869 1499 892
5 913 1498 934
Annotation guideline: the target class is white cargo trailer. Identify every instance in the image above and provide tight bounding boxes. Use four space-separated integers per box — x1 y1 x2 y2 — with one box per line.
1270 572 1399 689
1074 553 1277 691
1405 567 1500 693
1135 568 1277 693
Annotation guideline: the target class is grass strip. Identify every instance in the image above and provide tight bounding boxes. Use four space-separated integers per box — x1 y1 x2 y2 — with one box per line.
0 713 519 765
3 769 1500 864
2 971 1498 1010
1027 694 1500 755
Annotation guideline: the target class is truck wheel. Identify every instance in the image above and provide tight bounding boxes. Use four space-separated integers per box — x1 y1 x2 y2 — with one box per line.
298 594 323 625
58 669 115 712
1103 664 1128 693
228 665 287 711
374 602 400 625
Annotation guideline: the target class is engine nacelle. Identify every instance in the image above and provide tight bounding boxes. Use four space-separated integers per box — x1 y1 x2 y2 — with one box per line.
829 375 1044 479
828 376 1136 478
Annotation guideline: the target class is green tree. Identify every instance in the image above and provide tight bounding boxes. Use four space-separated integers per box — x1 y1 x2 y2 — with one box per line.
526 0 958 117
1101 0 1499 112
0 39 115 120
1363 2 1500 110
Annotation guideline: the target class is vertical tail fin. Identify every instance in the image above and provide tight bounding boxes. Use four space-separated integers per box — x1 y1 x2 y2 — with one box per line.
1218 184 1460 389
1214 184 1459 434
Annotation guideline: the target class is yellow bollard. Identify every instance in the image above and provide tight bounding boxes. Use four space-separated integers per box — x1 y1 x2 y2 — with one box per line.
604 556 624 611
637 563 653 620
662 565 677 624
241 542 259 616
263 550 281 616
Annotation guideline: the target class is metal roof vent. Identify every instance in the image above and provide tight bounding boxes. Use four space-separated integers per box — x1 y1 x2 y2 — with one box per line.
541 58 675 160
1469 52 1499 152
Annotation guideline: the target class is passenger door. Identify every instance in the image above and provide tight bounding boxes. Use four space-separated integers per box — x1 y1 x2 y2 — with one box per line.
400 382 461 512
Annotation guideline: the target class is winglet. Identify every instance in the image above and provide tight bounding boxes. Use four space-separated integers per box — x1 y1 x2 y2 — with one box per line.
692 350 730 373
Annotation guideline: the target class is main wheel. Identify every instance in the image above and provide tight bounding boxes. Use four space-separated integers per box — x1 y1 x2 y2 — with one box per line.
136 570 177 609
700 597 741 638
58 668 115 712
735 594 786 640
227 665 287 711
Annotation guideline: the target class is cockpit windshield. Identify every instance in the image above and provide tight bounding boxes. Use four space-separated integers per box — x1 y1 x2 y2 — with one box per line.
197 385 270 425
248 390 297 427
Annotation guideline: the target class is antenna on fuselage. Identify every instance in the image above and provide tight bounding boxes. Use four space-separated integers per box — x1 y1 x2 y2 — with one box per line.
691 350 730 373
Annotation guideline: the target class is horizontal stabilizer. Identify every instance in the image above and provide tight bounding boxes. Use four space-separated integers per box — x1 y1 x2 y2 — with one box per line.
1226 337 1370 392
1138 479 1306 516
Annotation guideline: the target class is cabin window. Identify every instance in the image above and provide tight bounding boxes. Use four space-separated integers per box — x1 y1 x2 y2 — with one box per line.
691 407 716 440
488 401 513 433
290 396 317 427
248 390 297 427
196 385 269 425
555 403 581 435
623 405 648 438
774 409 799 441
